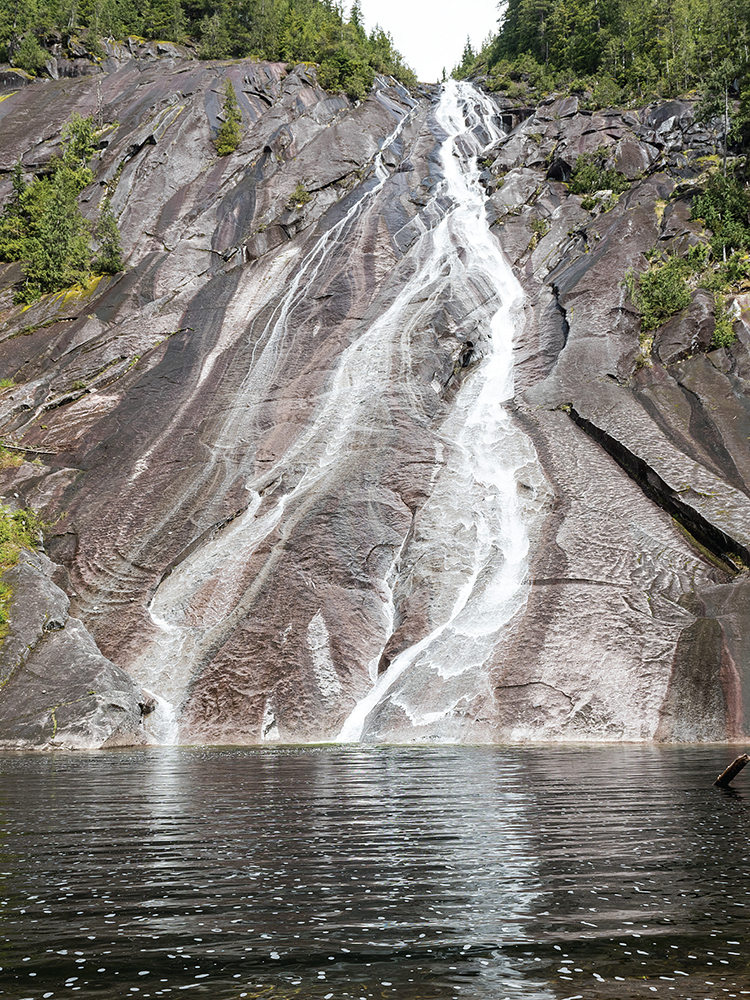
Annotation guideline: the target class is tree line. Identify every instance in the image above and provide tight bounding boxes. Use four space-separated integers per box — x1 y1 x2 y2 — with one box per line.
459 0 750 115
454 0 750 351
0 0 416 301
1 0 416 99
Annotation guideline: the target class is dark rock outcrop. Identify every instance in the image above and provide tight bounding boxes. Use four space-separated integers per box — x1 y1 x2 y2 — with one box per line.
0 550 154 748
483 94 749 743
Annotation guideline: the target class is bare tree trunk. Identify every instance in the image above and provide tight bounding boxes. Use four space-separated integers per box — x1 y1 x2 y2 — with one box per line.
724 82 729 177
714 754 750 787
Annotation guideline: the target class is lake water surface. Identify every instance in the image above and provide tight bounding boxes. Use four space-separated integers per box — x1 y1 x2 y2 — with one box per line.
0 745 749 1000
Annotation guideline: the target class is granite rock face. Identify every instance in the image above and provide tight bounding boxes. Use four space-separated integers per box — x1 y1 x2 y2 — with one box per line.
0 58 747 746
0 551 154 748
487 94 750 743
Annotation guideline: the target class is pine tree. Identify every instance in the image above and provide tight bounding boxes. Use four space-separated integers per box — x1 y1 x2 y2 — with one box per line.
94 197 124 274
0 162 29 262
0 113 114 301
199 10 231 58
349 0 364 39
14 33 48 74
214 79 243 156
61 112 98 184
22 169 91 299
145 0 185 41
0 0 416 94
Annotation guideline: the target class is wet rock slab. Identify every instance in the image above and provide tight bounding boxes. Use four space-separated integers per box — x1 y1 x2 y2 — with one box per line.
0 57 747 748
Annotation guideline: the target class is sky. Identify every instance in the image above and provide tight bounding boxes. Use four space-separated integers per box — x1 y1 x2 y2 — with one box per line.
355 1 501 84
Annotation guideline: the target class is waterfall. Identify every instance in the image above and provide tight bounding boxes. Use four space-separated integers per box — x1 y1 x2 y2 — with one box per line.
128 80 541 745
336 81 538 742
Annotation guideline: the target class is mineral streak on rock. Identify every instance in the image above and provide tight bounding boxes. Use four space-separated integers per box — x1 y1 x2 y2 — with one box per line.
0 56 748 747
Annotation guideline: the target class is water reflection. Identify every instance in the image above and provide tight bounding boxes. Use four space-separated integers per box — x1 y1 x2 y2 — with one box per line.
0 746 748 999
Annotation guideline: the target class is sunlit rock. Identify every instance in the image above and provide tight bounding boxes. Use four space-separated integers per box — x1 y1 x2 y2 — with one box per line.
0 51 746 747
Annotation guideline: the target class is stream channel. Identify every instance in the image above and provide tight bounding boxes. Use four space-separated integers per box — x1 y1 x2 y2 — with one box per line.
0 745 749 999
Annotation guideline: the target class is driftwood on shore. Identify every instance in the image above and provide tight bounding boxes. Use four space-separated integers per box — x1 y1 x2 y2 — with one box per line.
714 754 750 788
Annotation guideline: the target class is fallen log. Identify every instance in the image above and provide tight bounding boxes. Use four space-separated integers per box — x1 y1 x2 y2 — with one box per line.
714 754 750 788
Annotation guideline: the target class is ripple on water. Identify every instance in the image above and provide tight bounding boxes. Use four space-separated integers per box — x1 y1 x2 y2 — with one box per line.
0 745 749 999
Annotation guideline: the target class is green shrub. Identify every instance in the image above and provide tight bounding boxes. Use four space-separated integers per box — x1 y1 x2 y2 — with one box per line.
318 49 374 101
723 252 750 287
14 34 48 75
505 80 527 98
691 173 750 281
18 168 92 301
486 68 513 92
568 151 630 196
685 174 750 294
0 505 43 571
287 182 312 210
528 216 550 250
94 198 124 274
62 112 98 177
712 295 737 348
631 255 692 331
83 32 105 59
0 445 22 469
590 74 621 109
0 504 44 639
692 174 750 244
0 114 124 301
631 217 749 352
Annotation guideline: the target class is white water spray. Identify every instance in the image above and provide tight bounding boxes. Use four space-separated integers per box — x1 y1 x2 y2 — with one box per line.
127 98 422 733
337 82 537 742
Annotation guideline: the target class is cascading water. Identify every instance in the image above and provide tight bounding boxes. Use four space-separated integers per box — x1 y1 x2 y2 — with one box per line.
128 96 422 739
337 82 539 742
131 80 542 745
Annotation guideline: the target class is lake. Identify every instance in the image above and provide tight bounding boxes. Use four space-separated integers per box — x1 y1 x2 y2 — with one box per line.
0 745 748 999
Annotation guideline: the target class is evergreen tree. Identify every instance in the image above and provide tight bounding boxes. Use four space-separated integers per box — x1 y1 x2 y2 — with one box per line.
349 0 365 40
61 112 98 189
0 113 125 301
464 0 750 113
214 78 242 155
0 0 416 93
14 33 48 74
199 10 231 58
94 197 124 273
0 162 28 262
22 168 91 299
144 0 186 41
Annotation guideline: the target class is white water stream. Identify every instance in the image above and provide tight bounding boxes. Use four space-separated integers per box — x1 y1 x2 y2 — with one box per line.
337 82 537 741
133 81 541 744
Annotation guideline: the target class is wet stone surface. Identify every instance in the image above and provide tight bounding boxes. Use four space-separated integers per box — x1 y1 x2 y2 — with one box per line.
0 63 749 747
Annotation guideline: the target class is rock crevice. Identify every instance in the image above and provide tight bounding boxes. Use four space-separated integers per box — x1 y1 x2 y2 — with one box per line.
565 405 750 574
